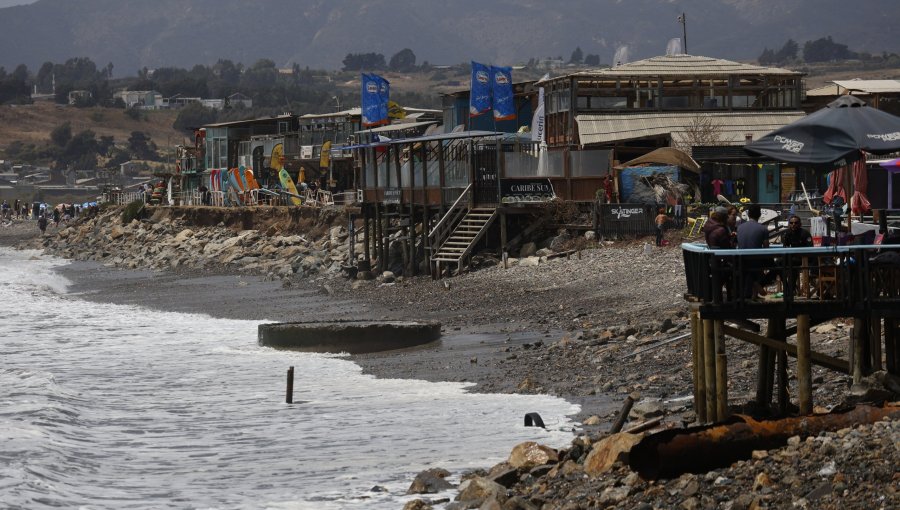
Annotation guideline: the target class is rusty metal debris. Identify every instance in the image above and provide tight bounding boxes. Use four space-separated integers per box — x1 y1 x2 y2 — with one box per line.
628 405 900 479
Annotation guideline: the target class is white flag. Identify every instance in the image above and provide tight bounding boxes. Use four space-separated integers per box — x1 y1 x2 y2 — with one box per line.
531 87 545 142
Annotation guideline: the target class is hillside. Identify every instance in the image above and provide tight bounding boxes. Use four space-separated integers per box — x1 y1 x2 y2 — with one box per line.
0 102 182 152
0 0 898 73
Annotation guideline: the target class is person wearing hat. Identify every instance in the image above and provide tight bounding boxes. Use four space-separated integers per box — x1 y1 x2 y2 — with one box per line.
703 206 733 249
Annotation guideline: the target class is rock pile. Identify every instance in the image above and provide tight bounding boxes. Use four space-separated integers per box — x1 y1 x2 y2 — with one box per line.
40 207 360 280
404 415 898 509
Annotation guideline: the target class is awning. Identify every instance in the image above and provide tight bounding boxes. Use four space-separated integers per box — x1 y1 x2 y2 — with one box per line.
576 111 807 146
356 121 438 134
614 147 700 172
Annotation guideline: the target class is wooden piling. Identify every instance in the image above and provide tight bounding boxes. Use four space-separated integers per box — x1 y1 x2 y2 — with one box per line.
609 394 636 433
694 311 707 423
286 366 294 404
714 320 728 421
703 319 717 422
777 350 788 415
885 318 897 374
796 314 812 415
871 317 883 372
852 317 865 384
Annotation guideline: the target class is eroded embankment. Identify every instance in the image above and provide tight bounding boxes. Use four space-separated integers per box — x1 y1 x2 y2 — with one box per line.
39 205 355 279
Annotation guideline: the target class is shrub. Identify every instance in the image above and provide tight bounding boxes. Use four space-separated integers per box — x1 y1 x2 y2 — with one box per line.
122 199 144 225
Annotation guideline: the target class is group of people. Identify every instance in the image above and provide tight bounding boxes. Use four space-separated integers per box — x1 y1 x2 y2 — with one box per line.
703 204 814 298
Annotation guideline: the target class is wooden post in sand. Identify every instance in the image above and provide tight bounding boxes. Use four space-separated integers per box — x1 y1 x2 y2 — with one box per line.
691 310 706 422
703 319 717 422
870 317 882 373
285 366 294 404
714 320 728 421
796 314 812 414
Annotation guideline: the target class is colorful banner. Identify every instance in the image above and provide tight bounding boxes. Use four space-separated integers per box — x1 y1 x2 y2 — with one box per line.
531 87 545 142
491 65 515 121
469 61 492 117
361 73 390 127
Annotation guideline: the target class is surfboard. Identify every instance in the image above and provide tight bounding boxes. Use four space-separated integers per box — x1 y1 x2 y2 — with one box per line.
237 165 250 190
279 168 302 205
244 168 259 190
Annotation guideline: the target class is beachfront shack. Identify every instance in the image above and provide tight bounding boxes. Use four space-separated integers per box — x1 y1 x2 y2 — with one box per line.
538 54 808 204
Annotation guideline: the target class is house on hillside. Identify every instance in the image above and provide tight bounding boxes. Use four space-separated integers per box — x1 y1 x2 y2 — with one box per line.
67 90 92 105
114 90 164 109
227 93 253 109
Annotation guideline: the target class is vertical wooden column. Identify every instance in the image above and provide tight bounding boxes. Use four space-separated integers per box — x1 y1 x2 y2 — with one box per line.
870 317 883 372
363 205 371 264
777 350 789 415
714 320 728 421
796 314 812 415
374 203 383 272
852 317 866 384
694 311 707 423
500 212 507 257
885 318 897 375
703 319 717 422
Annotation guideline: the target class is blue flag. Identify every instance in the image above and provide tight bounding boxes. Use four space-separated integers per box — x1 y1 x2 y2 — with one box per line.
362 73 390 127
491 65 515 121
469 61 492 117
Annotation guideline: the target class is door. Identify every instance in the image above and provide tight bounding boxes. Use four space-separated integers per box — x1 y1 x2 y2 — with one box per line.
472 145 499 205
757 164 780 204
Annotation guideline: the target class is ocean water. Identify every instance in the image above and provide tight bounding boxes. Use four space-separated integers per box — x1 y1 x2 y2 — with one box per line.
0 248 579 509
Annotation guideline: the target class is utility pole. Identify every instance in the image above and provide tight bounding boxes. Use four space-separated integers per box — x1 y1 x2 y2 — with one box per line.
677 12 688 54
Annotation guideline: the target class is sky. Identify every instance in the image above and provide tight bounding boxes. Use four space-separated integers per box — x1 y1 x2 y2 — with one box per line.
0 0 36 7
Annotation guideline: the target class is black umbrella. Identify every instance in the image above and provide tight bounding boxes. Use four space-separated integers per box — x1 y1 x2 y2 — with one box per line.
745 95 900 168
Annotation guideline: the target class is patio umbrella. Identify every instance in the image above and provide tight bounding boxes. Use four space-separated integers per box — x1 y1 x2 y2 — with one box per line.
745 95 900 166
746 95 900 214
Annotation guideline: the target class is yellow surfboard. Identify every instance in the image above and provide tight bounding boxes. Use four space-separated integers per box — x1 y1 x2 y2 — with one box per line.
272 144 301 205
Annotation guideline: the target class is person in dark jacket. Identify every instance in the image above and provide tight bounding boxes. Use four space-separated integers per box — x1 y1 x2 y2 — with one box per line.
782 215 813 247
703 207 733 249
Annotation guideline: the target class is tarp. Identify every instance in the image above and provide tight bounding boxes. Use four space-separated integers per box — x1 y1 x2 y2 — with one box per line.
745 95 900 168
615 147 700 173
620 165 679 203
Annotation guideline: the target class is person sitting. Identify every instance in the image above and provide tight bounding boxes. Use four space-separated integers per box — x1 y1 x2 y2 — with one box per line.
703 207 733 249
782 215 813 248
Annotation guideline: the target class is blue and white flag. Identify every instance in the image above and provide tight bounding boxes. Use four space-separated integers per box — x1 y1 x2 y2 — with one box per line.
469 61 492 117
362 73 390 127
491 65 515 121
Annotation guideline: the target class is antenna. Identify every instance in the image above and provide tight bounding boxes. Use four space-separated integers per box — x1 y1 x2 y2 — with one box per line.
677 13 688 53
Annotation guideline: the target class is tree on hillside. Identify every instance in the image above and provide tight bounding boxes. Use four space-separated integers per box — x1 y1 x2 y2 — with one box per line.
584 54 601 66
570 47 583 65
50 122 73 148
803 36 858 63
341 52 387 71
759 39 799 65
173 103 219 132
0 64 31 104
128 131 158 161
389 48 417 72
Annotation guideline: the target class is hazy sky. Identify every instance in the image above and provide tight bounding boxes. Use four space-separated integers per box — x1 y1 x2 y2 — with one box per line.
0 0 37 7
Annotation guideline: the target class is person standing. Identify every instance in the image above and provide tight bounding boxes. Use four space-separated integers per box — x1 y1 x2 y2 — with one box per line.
38 214 47 234
655 207 668 247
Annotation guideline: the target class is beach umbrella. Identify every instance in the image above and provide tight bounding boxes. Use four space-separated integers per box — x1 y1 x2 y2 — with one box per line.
745 95 900 166
745 96 900 213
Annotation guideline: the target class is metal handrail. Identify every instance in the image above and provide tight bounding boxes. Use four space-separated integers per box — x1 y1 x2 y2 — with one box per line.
428 183 472 240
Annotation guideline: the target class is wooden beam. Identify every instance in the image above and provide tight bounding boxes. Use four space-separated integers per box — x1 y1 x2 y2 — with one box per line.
796 314 812 415
714 320 728 421
721 324 849 374
703 319 717 422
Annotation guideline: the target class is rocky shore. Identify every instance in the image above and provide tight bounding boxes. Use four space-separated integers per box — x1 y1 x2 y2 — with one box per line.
2 205 897 510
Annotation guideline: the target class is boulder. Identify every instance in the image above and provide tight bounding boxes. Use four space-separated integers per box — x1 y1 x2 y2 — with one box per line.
518 256 540 268
402 500 433 510
174 228 194 242
629 398 665 420
518 242 537 258
507 441 558 470
407 468 453 494
456 477 506 506
109 225 125 240
583 432 643 476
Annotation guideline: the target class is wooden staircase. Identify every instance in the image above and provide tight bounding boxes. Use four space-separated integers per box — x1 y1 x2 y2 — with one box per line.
431 206 498 276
